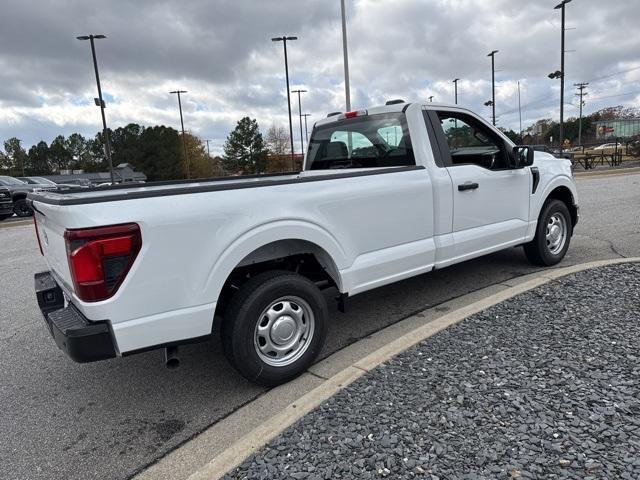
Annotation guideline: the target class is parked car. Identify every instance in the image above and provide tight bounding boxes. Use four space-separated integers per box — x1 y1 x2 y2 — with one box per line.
0 186 13 220
594 142 621 150
51 178 92 188
17 176 78 190
0 175 56 217
29 101 578 386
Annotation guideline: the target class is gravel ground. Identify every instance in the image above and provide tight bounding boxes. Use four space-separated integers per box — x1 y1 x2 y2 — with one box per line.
226 263 640 480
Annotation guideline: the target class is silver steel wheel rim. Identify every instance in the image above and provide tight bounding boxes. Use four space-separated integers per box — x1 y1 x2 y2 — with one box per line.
254 296 315 367
546 212 567 255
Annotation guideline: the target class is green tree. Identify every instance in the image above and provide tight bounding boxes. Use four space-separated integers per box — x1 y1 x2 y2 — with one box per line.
49 135 72 172
138 126 183 181
27 141 52 175
111 124 144 167
4 137 28 176
223 117 267 174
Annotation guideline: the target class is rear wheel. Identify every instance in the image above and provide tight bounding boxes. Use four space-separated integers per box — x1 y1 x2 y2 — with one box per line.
222 270 328 386
524 199 572 266
13 198 33 217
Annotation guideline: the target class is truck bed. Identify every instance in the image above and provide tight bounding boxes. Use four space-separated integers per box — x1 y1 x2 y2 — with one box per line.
28 167 421 206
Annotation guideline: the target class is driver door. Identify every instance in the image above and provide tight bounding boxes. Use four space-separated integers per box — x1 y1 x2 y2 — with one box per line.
434 111 530 259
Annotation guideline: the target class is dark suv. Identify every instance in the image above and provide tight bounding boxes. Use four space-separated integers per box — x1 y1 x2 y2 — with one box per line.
0 176 58 217
0 186 12 220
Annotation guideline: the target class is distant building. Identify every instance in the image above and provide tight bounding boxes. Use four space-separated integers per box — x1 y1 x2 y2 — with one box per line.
44 163 146 185
594 119 640 140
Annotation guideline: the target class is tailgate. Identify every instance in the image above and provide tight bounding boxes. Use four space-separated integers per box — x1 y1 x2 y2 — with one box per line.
33 202 74 292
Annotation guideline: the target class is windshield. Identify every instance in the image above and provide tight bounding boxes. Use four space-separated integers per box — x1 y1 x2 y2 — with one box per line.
0 176 27 186
306 112 415 170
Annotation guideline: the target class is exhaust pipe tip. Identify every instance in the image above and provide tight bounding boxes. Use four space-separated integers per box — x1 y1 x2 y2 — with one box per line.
165 346 180 370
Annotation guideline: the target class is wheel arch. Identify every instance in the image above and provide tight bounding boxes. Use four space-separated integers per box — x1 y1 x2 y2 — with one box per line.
204 220 348 311
12 192 27 202
536 177 578 228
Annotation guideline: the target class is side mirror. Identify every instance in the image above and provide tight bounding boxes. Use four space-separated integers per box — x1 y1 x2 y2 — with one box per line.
511 145 534 168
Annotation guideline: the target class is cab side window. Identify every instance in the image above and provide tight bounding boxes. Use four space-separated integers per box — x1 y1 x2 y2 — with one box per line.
437 113 509 170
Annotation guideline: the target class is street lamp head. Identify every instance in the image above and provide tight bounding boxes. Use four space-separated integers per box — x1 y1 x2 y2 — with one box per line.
286 36 298 41
548 70 562 79
453 78 460 83
77 34 106 40
271 37 284 42
554 0 572 9
484 100 494 106
487 50 499 56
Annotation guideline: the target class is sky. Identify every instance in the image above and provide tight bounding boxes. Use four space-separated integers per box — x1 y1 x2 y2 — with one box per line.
0 0 639 155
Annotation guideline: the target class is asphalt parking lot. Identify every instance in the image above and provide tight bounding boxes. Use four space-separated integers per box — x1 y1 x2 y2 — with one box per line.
0 172 638 480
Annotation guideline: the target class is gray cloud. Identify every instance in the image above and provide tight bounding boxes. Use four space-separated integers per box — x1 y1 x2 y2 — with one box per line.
0 0 638 153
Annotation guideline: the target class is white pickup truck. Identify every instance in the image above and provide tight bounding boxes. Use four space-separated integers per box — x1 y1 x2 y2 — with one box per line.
29 101 578 386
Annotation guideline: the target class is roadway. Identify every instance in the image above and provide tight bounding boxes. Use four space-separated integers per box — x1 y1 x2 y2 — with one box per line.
0 171 638 479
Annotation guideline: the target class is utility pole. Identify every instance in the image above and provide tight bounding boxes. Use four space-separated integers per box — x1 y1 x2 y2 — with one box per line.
292 89 307 155
340 0 351 111
487 50 498 126
555 0 572 154
76 34 115 184
452 78 459 105
518 81 523 143
272 36 298 170
302 114 311 143
574 82 588 146
170 90 189 178
205 139 211 159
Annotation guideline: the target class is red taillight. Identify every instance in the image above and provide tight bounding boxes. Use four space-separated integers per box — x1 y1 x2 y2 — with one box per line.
64 223 141 302
344 111 358 119
33 215 44 256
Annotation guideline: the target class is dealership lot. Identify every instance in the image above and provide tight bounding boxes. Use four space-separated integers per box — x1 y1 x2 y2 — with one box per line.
1 172 639 480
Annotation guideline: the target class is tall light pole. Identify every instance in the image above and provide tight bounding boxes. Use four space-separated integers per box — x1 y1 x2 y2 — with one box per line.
170 90 189 178
292 89 307 155
272 36 298 170
340 0 351 111
77 34 115 184
452 78 459 105
554 0 572 154
302 114 311 143
518 81 523 143
428 96 434 102
487 50 498 126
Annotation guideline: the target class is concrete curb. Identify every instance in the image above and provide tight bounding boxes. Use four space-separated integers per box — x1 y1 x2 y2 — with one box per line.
178 257 639 480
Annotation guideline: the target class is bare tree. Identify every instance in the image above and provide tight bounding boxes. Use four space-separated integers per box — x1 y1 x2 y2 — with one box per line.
265 123 291 172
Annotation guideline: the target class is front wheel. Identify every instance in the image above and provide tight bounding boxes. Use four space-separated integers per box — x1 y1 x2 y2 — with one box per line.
524 199 572 266
222 270 328 387
13 199 33 217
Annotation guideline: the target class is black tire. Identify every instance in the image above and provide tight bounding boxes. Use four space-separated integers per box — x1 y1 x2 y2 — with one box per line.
13 198 33 217
222 270 328 387
524 199 572 266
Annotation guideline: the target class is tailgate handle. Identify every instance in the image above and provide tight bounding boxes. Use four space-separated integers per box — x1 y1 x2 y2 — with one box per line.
458 182 479 191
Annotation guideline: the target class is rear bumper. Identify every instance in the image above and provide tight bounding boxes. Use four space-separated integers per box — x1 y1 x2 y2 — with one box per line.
35 271 117 363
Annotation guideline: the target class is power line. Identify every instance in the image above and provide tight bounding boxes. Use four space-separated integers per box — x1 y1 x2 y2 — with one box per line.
585 65 640 84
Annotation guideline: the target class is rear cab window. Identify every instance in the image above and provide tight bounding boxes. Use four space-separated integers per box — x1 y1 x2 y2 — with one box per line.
306 112 415 170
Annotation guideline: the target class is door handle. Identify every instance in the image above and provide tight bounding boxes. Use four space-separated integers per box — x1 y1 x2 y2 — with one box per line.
458 182 479 191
